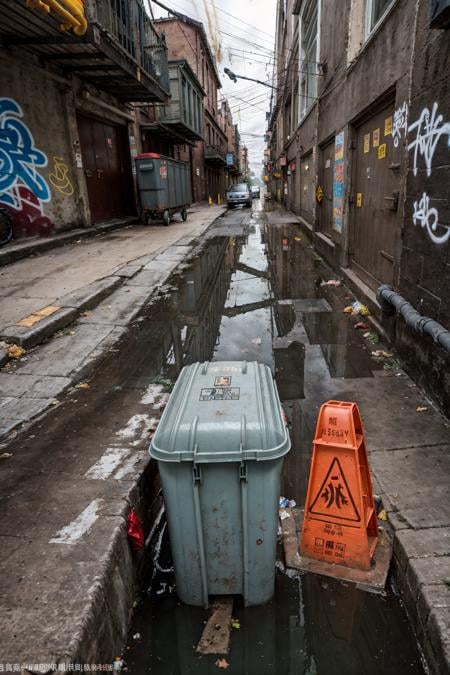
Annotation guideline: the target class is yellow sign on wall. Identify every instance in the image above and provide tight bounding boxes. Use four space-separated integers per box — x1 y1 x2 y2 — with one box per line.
356 193 362 208
363 133 370 154
378 143 387 159
316 185 324 203
384 116 393 136
373 128 380 147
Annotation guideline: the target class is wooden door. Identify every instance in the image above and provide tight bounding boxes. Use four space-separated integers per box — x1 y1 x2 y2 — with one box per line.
77 114 132 223
350 103 401 290
318 138 335 237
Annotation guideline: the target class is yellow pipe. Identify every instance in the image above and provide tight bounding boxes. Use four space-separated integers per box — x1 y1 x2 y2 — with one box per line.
60 0 87 35
27 0 88 36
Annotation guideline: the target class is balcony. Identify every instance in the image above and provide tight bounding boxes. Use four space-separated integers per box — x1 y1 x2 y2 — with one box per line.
1 0 170 102
205 143 227 166
142 60 204 144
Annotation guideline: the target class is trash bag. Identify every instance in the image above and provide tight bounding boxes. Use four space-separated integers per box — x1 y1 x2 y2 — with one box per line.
127 509 145 551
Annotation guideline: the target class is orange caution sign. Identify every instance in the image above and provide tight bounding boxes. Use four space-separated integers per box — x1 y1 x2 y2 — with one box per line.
300 401 378 571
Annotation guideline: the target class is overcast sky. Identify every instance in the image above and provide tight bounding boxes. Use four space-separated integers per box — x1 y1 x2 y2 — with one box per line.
151 0 276 176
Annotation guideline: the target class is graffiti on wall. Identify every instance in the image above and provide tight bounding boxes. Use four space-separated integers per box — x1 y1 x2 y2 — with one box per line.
392 100 450 245
49 156 74 196
392 102 408 148
0 97 54 237
407 102 450 177
411 193 444 245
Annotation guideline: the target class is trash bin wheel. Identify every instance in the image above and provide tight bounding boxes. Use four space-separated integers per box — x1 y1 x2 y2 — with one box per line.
163 210 170 227
181 208 188 222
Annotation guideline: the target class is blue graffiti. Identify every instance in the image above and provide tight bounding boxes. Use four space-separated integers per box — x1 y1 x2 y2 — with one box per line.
0 97 50 208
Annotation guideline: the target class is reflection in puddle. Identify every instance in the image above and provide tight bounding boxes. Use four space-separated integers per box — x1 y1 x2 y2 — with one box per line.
119 206 423 675
126 567 423 675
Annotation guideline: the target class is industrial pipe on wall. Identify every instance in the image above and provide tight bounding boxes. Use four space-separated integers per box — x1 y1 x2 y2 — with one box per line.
377 284 450 352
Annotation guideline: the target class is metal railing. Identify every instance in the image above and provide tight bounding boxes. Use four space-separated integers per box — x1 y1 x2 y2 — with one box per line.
205 143 226 160
96 0 169 92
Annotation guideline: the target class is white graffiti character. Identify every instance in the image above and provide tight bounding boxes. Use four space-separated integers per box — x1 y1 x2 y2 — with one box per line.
412 193 450 245
392 102 408 148
407 102 450 176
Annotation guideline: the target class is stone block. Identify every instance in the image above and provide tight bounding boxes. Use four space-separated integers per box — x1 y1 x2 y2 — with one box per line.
0 307 78 349
0 373 70 399
59 276 122 312
407 556 450 605
427 606 450 675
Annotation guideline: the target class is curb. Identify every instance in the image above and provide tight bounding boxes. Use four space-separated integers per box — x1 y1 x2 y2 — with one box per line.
371 470 450 675
390 522 450 674
0 217 137 267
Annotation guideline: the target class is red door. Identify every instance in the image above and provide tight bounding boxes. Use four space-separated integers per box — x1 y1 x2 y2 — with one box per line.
77 114 133 223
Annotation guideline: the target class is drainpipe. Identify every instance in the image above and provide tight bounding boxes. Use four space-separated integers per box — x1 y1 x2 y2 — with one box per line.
377 284 450 352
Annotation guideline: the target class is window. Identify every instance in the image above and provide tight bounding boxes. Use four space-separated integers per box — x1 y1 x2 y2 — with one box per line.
299 0 319 119
284 95 292 138
367 0 394 34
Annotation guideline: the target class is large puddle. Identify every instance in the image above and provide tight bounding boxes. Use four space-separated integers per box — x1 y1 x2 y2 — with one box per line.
117 205 424 674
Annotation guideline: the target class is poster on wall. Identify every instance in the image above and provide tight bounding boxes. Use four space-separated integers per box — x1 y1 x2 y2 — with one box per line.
333 131 345 232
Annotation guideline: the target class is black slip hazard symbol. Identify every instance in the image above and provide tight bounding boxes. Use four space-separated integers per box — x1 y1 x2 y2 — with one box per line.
309 457 360 522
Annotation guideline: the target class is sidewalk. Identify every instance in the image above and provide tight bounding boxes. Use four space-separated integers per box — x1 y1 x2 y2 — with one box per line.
0 203 226 440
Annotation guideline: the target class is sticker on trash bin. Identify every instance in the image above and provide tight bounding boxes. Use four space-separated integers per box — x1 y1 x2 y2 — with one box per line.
160 165 167 179
214 376 232 386
200 387 240 401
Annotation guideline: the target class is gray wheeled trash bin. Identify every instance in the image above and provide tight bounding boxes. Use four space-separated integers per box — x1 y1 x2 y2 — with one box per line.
149 361 291 607
135 152 192 226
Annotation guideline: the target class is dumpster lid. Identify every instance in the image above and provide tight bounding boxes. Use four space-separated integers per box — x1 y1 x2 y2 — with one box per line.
135 152 162 159
150 361 290 463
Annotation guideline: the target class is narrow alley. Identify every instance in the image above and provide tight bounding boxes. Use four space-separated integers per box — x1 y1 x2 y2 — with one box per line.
1 0 449 673
1 202 448 673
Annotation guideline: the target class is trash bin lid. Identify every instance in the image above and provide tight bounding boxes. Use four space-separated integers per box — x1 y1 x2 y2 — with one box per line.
150 361 290 463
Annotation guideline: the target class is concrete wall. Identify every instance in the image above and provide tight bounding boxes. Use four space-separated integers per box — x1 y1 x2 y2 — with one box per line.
394 0 450 413
0 53 136 239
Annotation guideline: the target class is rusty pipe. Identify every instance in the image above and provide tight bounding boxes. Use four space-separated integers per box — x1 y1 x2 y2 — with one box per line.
377 284 450 352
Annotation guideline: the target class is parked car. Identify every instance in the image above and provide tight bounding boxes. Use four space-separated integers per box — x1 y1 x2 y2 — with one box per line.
251 185 260 199
227 183 252 208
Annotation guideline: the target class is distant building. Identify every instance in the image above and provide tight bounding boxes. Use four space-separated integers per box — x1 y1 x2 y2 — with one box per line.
240 146 249 180
153 14 228 202
219 99 242 186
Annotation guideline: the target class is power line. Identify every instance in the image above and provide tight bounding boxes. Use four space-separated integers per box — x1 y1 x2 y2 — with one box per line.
208 0 276 41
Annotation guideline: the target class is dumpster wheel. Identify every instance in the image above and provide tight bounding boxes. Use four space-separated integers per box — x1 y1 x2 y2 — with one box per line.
163 210 170 226
181 208 187 222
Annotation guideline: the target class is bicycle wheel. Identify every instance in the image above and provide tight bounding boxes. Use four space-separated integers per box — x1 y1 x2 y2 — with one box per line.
0 209 12 246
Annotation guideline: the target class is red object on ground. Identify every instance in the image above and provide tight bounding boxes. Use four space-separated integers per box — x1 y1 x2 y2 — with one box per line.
127 509 145 550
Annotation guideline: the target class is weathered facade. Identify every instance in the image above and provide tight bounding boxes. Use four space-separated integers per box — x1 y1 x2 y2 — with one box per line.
0 0 169 238
269 0 450 414
219 99 242 187
154 16 228 203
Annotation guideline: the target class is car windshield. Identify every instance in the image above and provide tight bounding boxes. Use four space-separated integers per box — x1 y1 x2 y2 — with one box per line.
229 184 248 192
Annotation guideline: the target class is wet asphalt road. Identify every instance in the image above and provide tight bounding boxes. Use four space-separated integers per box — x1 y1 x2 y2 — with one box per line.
0 201 425 672
119 203 424 674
